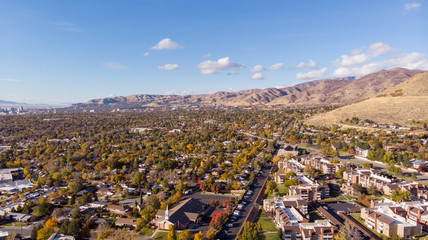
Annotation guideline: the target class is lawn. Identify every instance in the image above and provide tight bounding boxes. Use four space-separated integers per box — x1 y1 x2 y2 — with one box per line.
265 232 281 240
277 184 289 196
154 231 168 240
0 222 30 227
308 209 324 222
349 214 389 240
258 216 278 232
140 227 155 236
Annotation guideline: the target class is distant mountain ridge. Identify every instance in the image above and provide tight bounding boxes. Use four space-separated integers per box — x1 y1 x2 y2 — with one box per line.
0 99 24 106
73 68 421 109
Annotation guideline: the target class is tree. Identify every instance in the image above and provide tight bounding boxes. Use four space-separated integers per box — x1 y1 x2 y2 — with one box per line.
31 223 43 240
411 172 417 180
67 220 80 237
362 163 372 168
178 230 193 240
352 184 363 195
209 200 219 208
36 227 54 240
334 221 363 240
207 229 216 240
167 225 177 240
391 189 412 203
265 180 278 196
194 231 205 240
145 195 160 210
335 167 346 179
285 171 296 179
6 232 18 240
367 184 377 195
45 218 58 228
71 206 81 219
238 222 265 240
210 211 228 231
304 165 319 179
68 179 83 195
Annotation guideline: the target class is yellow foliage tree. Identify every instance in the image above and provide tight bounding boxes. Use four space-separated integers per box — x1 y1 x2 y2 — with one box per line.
194 231 205 240
45 218 58 228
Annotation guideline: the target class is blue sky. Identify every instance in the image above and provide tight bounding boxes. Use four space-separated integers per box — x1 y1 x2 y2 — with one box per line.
0 0 427 104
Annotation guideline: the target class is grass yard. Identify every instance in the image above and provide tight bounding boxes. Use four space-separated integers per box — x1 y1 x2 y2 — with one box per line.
0 222 30 227
265 232 281 240
308 209 324 222
140 227 155 236
258 216 278 232
277 184 289 196
154 231 168 240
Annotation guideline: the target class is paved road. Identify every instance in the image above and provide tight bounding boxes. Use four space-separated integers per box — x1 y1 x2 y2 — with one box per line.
223 164 272 240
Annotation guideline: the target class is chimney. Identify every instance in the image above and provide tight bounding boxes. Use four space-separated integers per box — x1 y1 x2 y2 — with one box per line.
418 210 422 221
374 213 377 229
408 206 411 215
320 228 324 239
331 227 334 238
370 200 375 208
394 207 397 214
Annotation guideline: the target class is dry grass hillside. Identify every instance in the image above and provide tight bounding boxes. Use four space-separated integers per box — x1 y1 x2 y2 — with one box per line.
305 71 428 126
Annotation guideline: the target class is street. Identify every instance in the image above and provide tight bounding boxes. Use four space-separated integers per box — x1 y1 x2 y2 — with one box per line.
224 165 271 240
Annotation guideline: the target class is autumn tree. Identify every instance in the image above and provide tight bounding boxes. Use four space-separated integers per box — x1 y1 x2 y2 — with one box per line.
36 227 54 240
167 225 177 240
45 218 58 228
194 231 205 240
178 230 193 240
210 211 228 231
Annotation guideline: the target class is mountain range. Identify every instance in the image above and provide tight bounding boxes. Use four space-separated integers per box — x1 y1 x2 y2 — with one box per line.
73 67 421 109
305 70 428 126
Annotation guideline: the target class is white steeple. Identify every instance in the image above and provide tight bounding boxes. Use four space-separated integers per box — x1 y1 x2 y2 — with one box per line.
165 204 169 221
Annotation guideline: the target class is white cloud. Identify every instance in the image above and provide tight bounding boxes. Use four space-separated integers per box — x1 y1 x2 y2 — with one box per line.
275 85 289 89
227 71 239 75
333 63 384 77
334 42 394 68
367 42 395 57
143 52 150 56
267 63 285 71
202 53 212 58
405 2 421 10
251 63 284 72
104 62 128 69
384 52 428 70
296 67 328 80
332 42 428 77
197 57 245 74
0 78 22 82
158 64 179 70
150 38 183 50
335 53 370 67
251 73 265 80
251 65 265 72
165 90 195 95
294 60 318 70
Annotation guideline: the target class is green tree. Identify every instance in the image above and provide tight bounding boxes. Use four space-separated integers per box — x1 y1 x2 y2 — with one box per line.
238 222 265 240
265 180 278 196
391 189 411 203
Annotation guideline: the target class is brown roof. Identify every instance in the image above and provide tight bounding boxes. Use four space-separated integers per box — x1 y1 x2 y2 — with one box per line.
377 215 395 224
107 205 126 211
